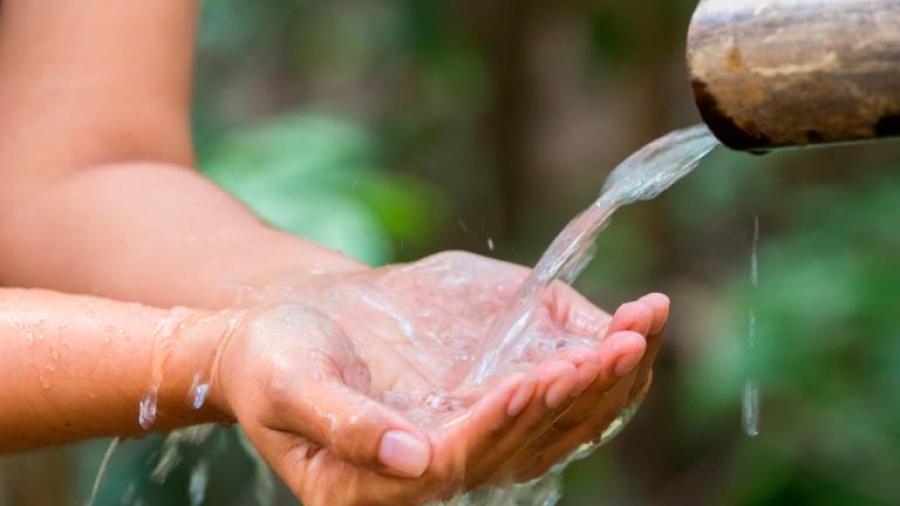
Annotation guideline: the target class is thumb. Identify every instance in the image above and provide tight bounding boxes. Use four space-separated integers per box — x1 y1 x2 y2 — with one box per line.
269 368 433 478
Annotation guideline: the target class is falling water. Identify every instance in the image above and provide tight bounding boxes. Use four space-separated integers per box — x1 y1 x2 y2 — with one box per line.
190 372 212 410
150 425 216 484
85 437 120 506
472 125 720 382
139 307 193 430
189 460 210 506
743 216 761 437
104 125 720 506
442 125 720 506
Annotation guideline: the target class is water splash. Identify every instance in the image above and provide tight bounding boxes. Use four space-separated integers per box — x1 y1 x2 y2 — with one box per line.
120 481 138 505
138 388 158 431
190 372 211 410
139 308 192 430
236 428 276 506
743 216 761 437
189 460 210 506
150 425 216 484
437 472 563 506
124 125 719 506
472 125 720 382
85 437 120 506
742 381 760 437
440 125 720 506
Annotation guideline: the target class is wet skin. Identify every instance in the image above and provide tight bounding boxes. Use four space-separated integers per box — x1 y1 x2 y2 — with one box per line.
0 2 669 503
215 252 669 505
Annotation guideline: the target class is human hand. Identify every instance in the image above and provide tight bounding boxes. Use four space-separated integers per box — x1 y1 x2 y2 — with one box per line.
210 251 668 504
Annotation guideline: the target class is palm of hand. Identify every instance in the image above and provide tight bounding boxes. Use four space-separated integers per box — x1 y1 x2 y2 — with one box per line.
222 252 667 505
304 252 553 403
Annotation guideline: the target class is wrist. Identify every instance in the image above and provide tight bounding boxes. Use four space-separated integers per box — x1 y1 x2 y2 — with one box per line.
158 309 237 426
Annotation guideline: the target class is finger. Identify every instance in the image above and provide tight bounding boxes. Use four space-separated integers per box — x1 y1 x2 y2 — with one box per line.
472 329 645 485
247 427 428 506
629 293 669 398
426 373 534 490
515 368 640 482
545 330 646 430
265 367 432 479
264 375 532 506
504 331 645 475
641 292 670 335
606 299 655 336
463 359 579 485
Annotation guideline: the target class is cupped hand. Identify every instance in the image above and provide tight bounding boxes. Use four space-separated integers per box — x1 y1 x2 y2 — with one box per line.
212 251 668 505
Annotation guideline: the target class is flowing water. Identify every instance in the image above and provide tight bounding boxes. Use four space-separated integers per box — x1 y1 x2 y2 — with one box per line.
85 437 119 506
743 216 761 437
471 125 720 382
439 125 721 505
95 124 720 505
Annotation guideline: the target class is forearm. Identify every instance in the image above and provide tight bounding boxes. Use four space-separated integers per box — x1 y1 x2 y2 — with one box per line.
0 163 365 309
0 288 229 452
0 0 365 309
0 0 198 176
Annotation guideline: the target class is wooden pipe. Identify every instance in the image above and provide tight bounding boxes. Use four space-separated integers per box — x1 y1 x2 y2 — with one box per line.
687 0 900 151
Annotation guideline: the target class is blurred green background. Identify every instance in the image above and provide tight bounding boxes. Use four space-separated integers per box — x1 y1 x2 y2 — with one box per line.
3 0 900 504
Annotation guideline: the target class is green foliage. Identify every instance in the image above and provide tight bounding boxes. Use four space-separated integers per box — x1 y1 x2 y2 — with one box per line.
679 168 900 504
200 114 449 265
26 1 900 504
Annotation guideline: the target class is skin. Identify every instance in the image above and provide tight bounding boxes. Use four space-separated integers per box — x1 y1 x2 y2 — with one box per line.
0 1 671 505
0 289 228 451
221 252 668 502
0 276 667 504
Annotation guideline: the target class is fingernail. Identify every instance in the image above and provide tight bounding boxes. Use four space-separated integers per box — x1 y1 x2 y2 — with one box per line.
507 381 533 417
378 430 430 477
614 353 642 377
545 378 574 409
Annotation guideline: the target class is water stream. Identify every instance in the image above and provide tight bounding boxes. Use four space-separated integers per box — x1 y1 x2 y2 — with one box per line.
442 125 720 505
93 124 721 505
471 124 720 383
743 216 761 437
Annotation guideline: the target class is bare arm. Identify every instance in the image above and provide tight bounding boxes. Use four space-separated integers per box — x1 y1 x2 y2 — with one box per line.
0 0 362 309
0 288 227 452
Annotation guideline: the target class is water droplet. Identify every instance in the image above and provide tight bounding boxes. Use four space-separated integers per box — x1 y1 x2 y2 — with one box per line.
190 373 210 410
139 389 158 430
469 125 719 384
743 215 762 438
189 460 210 505
85 437 119 506
120 481 137 505
751 215 760 287
150 440 182 484
151 426 216 484
742 380 760 437
453 349 473 363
